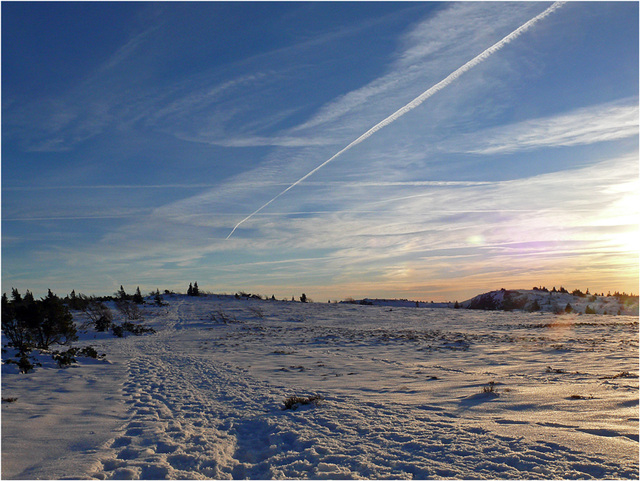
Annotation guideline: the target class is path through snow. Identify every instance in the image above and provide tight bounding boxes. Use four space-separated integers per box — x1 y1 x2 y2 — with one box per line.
3 295 638 479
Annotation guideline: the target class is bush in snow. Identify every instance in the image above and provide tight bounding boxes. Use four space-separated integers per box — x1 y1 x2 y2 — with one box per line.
482 381 498 394
52 346 101 368
52 349 78 368
111 321 155 338
2 289 77 352
82 299 113 332
4 351 40 374
282 394 324 410
115 298 142 320
152 289 167 306
63 290 92 310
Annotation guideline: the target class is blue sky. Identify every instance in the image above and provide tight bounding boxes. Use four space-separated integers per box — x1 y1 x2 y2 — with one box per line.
2 1 638 301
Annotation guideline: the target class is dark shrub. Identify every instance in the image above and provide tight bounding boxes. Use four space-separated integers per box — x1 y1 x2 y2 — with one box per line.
282 394 324 410
2 293 31 352
5 351 39 374
52 349 78 368
115 299 142 320
35 290 77 349
112 321 155 338
83 299 113 331
2 289 77 351
112 324 125 338
95 315 112 332
79 346 99 358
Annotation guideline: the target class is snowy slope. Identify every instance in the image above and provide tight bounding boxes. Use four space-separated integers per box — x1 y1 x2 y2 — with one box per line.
462 289 639 315
350 290 639 315
2 295 638 479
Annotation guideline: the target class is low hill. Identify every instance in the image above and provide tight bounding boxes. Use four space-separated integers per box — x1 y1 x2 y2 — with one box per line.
462 288 639 316
343 289 638 316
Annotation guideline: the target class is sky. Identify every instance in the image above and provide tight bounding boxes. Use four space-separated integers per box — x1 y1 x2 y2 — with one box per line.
2 1 638 302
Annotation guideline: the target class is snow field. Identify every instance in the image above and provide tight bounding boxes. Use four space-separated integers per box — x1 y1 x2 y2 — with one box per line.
2 295 638 479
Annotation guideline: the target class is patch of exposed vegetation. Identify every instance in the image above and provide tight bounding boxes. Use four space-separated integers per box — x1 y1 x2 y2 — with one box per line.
282 394 325 410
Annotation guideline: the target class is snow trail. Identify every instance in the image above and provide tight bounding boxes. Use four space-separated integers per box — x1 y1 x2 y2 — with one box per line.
4 294 636 479
84 296 637 479
226 2 565 239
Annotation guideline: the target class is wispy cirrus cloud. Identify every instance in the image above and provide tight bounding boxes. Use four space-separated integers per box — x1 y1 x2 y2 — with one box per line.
291 2 550 138
226 2 565 238
451 98 639 154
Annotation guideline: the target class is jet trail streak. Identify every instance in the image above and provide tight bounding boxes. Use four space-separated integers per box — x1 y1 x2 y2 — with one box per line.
226 2 564 239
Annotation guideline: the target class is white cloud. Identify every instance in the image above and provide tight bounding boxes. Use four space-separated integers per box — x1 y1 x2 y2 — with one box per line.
292 2 547 136
452 98 639 154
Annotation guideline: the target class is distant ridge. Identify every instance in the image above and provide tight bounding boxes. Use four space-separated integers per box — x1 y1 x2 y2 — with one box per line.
345 289 639 316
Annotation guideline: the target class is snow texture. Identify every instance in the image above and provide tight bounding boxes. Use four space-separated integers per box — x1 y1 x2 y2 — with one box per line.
2 294 638 479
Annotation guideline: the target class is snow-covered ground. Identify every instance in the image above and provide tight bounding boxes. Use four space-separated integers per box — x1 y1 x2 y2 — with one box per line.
356 289 639 315
2 295 638 479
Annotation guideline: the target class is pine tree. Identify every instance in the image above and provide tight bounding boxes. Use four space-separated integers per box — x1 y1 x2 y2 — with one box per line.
154 289 164 306
133 287 144 304
11 288 22 303
116 285 128 301
2 292 29 351
193 282 199 296
187 283 193 296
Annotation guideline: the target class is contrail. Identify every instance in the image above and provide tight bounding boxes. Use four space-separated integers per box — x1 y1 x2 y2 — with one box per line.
226 2 564 239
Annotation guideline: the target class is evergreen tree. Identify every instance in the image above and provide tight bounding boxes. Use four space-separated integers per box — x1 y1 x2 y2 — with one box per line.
133 286 144 304
35 290 77 349
154 289 165 306
187 283 193 296
300 293 307 303
193 282 199 296
2 292 30 351
116 285 128 301
11 288 22 303
3 289 77 350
